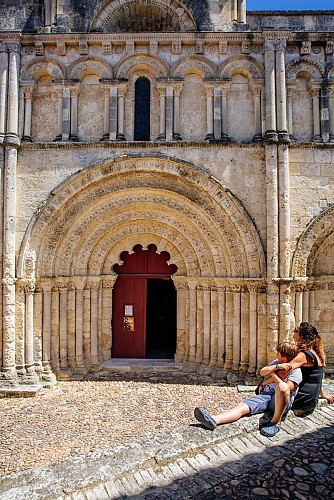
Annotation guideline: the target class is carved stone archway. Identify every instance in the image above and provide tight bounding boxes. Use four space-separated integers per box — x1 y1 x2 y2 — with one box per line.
18 154 266 379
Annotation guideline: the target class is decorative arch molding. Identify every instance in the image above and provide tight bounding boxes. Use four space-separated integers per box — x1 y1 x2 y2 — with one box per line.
20 56 65 82
115 52 169 79
286 57 324 81
91 0 197 33
67 56 113 80
219 56 265 80
18 154 265 282
171 56 217 79
292 205 334 277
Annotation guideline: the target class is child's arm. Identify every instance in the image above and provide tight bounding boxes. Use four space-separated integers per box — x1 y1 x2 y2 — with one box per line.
271 372 298 392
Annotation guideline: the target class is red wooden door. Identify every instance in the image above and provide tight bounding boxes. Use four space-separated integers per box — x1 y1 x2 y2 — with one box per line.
111 244 177 358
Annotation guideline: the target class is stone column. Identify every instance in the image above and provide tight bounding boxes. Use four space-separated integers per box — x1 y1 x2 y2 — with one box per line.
173 84 182 141
157 85 166 141
278 142 291 339
266 141 279 358
257 287 268 368
90 279 99 367
173 278 187 363
67 284 76 368
303 287 309 323
221 83 230 141
248 285 257 374
33 286 43 376
59 285 68 369
69 88 79 141
295 285 303 325
62 86 70 141
209 285 218 366
213 86 221 140
195 285 204 364
83 283 91 366
0 45 8 143
231 0 238 21
165 85 174 142
329 87 334 142
50 285 60 371
42 282 53 377
320 85 329 143
54 88 63 141
25 283 39 382
101 86 111 141
216 286 226 368
22 85 35 142
202 284 211 365
240 286 249 372
102 278 116 362
5 44 20 143
232 286 241 371
74 280 85 369
239 0 246 23
309 288 315 325
188 280 197 363
264 40 278 142
224 286 233 370
275 40 289 142
309 84 322 142
252 84 263 142
204 86 214 141
117 86 126 141
286 83 296 140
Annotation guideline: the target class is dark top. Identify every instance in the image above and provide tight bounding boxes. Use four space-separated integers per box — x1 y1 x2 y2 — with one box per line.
292 349 323 411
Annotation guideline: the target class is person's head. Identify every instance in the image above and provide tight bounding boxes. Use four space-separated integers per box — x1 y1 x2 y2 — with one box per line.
276 342 298 363
293 322 326 365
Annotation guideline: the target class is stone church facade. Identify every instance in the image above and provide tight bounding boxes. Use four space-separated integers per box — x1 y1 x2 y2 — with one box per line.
1 0 334 387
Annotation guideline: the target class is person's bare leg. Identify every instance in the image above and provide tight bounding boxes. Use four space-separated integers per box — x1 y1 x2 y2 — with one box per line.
271 380 290 425
212 402 251 425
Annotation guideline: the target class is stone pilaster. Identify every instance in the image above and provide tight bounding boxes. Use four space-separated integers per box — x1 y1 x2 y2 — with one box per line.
24 283 39 383
308 83 322 142
232 285 241 371
5 44 20 145
264 40 278 142
89 278 100 368
173 277 187 363
22 84 36 142
117 85 127 141
320 85 329 143
157 85 166 141
251 83 263 142
173 84 182 141
165 85 174 142
204 85 214 141
213 86 221 140
287 83 296 140
187 279 196 363
216 286 226 368
67 284 76 368
69 88 79 141
221 83 230 141
275 40 289 143
101 277 116 362
0 45 8 144
248 285 257 374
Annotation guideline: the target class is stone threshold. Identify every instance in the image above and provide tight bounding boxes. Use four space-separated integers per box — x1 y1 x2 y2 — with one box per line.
0 385 41 398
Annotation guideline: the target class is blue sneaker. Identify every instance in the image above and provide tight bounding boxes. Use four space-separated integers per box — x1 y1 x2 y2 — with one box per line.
259 412 273 429
194 406 217 430
260 421 281 437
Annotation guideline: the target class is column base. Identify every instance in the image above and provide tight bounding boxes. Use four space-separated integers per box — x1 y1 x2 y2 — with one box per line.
329 134 334 143
4 133 20 146
53 134 63 142
0 367 18 386
278 131 290 144
156 134 166 142
69 134 79 142
205 133 215 142
100 133 110 141
313 134 323 143
172 133 182 141
252 133 263 143
264 130 279 143
22 135 32 142
116 133 126 141
0 133 5 144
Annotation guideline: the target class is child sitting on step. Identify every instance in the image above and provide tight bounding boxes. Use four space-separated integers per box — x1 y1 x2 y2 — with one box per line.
194 342 302 438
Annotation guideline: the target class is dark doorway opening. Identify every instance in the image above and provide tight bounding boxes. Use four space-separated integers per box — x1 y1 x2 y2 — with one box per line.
146 278 176 359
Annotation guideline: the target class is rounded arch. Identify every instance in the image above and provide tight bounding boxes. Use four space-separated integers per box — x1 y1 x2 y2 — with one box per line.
219 56 265 80
115 52 169 79
20 57 65 82
171 56 217 79
67 56 113 80
91 0 197 33
292 205 334 277
19 155 265 282
286 58 324 81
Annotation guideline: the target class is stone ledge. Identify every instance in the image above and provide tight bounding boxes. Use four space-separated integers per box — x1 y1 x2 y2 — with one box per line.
0 385 41 398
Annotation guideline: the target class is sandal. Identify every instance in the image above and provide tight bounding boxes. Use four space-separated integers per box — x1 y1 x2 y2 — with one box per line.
260 421 281 437
194 406 217 430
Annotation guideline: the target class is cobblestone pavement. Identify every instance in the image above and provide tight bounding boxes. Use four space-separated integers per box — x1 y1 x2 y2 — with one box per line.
0 372 333 499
